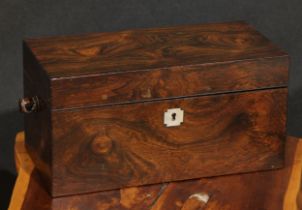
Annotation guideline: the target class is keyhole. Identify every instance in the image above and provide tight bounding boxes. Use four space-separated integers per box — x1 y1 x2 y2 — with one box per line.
171 113 177 121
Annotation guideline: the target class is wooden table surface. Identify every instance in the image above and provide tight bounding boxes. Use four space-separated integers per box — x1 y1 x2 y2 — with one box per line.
8 132 302 210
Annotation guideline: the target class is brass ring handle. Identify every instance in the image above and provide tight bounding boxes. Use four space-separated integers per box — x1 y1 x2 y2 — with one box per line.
19 96 41 113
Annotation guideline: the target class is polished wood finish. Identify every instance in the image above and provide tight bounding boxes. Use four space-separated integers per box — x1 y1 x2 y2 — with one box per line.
50 56 288 109
9 132 302 210
51 88 287 196
23 21 288 109
22 22 289 197
25 21 286 77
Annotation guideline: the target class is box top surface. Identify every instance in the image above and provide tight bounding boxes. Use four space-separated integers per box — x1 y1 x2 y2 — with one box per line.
24 21 287 79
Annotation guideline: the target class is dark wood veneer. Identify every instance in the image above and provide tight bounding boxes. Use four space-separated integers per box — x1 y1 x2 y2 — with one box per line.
24 21 286 77
23 21 288 109
11 133 301 210
22 21 289 197
51 88 287 196
50 56 288 109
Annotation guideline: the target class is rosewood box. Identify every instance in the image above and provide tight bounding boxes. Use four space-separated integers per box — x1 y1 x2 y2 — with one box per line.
21 21 289 197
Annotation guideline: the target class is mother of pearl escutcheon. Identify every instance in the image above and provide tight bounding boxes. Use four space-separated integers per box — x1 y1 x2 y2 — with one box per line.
164 108 184 127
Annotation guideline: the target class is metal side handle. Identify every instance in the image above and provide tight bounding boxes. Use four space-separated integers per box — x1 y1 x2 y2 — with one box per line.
19 96 41 113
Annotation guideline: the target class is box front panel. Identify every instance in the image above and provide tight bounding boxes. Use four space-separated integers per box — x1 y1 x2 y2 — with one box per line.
51 56 289 109
52 88 287 196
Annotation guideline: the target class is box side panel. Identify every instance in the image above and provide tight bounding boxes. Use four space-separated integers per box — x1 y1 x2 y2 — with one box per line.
51 56 289 109
23 41 52 193
51 88 287 197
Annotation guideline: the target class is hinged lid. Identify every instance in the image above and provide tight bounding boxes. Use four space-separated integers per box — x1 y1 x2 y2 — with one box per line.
23 21 289 110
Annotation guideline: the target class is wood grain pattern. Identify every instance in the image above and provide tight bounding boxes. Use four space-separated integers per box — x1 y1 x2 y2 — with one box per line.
24 21 286 77
51 88 287 196
22 21 289 197
23 21 289 109
9 132 302 210
50 56 288 109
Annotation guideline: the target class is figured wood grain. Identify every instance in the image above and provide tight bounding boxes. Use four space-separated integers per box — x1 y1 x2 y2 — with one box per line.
24 21 286 77
9 132 302 210
23 21 289 109
50 56 288 109
22 21 289 198
50 88 287 196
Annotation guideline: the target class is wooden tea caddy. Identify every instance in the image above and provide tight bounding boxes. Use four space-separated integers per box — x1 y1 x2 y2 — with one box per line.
20 21 289 197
